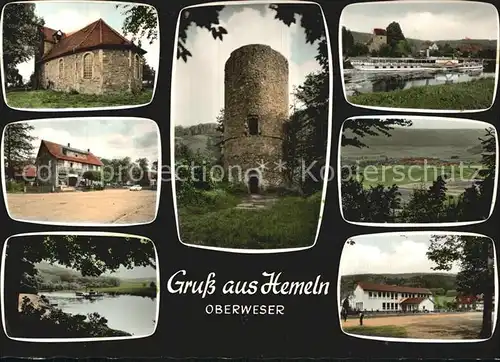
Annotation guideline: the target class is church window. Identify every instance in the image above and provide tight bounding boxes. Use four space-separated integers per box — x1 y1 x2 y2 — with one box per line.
247 115 259 135
83 53 93 79
58 59 64 78
135 54 141 79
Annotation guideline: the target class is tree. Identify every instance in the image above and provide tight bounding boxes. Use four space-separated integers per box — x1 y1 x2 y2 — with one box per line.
118 4 158 47
2 3 44 86
342 26 355 56
3 123 36 180
427 235 494 338
4 235 156 336
142 61 156 86
386 22 406 50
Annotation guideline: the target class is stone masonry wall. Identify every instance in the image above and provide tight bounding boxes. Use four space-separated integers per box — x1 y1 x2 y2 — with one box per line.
223 44 289 189
39 49 102 94
39 49 143 94
102 49 143 93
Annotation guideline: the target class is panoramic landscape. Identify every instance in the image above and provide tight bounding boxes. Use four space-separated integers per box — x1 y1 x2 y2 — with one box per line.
2 1 158 109
172 3 329 249
3 234 158 339
340 117 497 223
3 118 159 224
340 2 498 110
339 233 496 340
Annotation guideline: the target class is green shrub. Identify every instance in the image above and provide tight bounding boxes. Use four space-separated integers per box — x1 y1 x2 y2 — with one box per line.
179 195 321 249
348 78 495 110
6 180 24 193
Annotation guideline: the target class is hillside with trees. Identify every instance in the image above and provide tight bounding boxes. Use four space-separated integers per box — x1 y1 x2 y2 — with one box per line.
342 22 496 59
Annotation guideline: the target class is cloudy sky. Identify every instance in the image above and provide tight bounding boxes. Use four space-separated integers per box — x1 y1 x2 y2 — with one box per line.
19 118 159 163
10 1 160 82
339 233 464 275
172 3 325 127
341 1 498 41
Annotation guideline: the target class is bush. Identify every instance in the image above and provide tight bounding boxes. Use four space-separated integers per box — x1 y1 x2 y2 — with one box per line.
179 195 321 249
348 78 494 110
179 188 240 213
6 180 24 193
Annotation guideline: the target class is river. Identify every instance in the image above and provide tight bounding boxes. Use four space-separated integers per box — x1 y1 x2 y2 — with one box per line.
41 291 157 337
343 70 496 96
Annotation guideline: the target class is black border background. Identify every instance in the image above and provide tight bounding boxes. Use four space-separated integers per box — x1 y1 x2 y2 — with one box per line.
0 0 498 359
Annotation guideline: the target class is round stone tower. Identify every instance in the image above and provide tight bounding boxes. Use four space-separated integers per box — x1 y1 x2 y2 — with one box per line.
223 44 289 193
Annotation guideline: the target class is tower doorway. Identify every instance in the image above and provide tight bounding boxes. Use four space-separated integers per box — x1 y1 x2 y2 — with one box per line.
247 170 260 194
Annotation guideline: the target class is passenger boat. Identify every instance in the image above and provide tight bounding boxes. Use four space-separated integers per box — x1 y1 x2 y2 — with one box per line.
75 290 104 299
348 57 483 72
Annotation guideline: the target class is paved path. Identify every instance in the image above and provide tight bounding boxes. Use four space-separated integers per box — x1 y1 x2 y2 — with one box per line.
234 194 278 210
7 189 157 224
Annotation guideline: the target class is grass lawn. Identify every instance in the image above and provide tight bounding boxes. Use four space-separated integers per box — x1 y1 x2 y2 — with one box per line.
6 89 153 108
354 165 482 188
348 78 495 110
178 190 322 249
344 325 408 338
89 281 157 298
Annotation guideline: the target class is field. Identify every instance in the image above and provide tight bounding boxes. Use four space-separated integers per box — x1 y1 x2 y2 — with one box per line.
178 191 322 249
348 78 495 110
6 189 157 224
342 312 486 339
92 280 157 298
5 89 153 108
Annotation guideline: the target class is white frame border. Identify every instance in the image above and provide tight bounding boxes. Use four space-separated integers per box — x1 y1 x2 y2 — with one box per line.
1 116 162 227
337 115 499 227
169 0 333 254
336 231 499 343
0 231 161 343
0 0 161 112
337 0 500 114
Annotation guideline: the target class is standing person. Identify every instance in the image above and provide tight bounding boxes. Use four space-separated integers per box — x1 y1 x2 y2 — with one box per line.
342 308 348 322
359 311 364 326
342 297 350 322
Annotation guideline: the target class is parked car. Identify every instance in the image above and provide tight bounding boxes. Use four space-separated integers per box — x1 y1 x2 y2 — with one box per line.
129 185 142 191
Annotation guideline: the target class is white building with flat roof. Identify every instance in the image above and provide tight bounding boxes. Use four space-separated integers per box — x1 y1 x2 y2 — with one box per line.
348 282 435 312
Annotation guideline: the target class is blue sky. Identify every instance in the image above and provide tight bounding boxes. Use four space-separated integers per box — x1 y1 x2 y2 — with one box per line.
172 3 326 127
11 1 159 82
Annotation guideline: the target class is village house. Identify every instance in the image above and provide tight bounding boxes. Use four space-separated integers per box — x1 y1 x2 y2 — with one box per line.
13 165 36 184
366 28 387 53
35 140 103 189
349 282 435 312
34 19 146 94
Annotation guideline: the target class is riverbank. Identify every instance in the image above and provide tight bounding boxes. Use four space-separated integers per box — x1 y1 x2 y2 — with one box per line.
93 284 157 298
348 77 495 110
15 292 131 338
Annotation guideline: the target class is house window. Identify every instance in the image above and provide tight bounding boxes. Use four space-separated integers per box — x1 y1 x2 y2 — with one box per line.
83 53 93 79
382 303 386 310
134 54 141 79
378 292 381 297
247 115 259 135
58 59 64 78
368 292 372 298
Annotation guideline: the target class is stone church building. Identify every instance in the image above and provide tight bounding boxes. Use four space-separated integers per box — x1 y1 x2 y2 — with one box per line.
34 19 146 94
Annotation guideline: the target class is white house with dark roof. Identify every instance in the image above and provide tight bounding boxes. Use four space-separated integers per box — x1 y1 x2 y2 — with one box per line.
349 282 435 312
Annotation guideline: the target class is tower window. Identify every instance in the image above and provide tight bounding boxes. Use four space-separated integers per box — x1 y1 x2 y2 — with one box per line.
247 115 259 135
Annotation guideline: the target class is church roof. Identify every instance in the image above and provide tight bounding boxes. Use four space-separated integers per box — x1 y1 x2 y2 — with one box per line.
37 140 104 167
39 18 146 62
